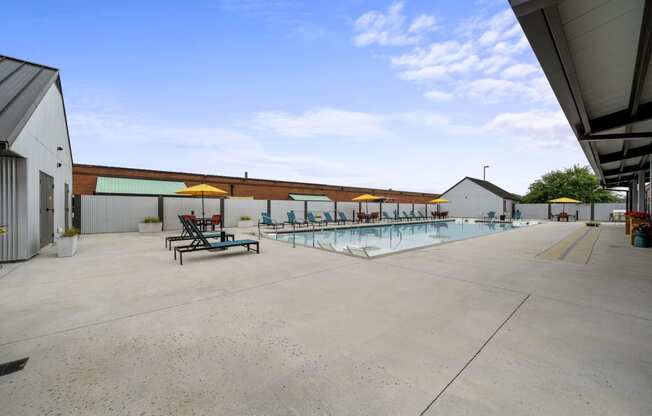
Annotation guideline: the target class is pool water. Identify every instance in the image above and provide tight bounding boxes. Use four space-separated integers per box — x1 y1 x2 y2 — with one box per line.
270 221 517 257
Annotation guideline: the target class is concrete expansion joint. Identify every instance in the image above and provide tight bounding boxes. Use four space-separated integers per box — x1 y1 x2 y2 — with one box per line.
418 293 531 416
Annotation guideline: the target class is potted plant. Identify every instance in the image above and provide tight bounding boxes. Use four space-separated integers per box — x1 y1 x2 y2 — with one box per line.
237 216 254 228
138 216 162 233
625 211 648 236
57 228 79 257
633 223 651 248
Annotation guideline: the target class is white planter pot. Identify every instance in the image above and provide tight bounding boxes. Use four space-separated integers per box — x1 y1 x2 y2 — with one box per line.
138 222 162 233
237 220 254 228
57 235 78 257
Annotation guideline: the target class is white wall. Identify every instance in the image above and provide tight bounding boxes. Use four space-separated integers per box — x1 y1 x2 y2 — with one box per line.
81 195 158 234
163 197 221 231
224 199 267 227
516 203 626 221
9 84 73 258
441 179 503 218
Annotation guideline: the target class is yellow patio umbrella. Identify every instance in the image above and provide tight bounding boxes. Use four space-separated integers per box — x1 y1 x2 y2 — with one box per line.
547 197 581 215
428 198 449 216
352 194 381 214
352 194 381 201
176 184 228 218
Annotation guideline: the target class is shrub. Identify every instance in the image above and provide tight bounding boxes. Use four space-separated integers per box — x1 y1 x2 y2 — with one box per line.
62 227 80 237
240 215 251 221
143 216 161 223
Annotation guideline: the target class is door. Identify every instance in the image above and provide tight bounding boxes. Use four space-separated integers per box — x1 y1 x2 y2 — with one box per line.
64 183 70 229
39 171 54 247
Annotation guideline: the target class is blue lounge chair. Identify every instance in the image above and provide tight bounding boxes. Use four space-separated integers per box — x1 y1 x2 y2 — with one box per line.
259 213 284 230
323 212 342 224
382 211 395 221
513 210 522 220
286 211 306 226
306 212 324 226
402 211 412 221
338 212 352 223
173 218 258 265
486 211 496 221
166 215 235 250
418 210 427 219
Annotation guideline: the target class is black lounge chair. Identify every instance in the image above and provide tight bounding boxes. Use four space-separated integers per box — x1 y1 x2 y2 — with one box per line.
166 215 235 250
174 220 259 265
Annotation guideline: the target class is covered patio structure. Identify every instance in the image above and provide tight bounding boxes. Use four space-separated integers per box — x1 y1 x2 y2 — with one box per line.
510 0 651 212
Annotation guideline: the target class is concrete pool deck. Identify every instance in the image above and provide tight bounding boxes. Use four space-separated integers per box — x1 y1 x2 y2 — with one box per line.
0 222 650 415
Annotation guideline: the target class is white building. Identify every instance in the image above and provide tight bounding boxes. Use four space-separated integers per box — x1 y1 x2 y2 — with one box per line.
440 177 521 219
0 56 73 261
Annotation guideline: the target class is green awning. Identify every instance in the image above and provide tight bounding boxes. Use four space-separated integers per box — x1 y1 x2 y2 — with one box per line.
288 193 332 202
95 177 186 196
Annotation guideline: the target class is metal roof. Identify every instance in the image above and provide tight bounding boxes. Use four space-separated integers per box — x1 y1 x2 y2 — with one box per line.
0 55 60 146
288 193 332 202
510 0 652 187
95 176 186 196
441 177 521 201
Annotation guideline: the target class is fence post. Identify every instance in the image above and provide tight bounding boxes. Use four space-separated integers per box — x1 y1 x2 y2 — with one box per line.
590 202 594 221
267 200 271 216
220 198 225 230
334 201 338 220
73 195 82 230
547 203 551 220
158 196 164 227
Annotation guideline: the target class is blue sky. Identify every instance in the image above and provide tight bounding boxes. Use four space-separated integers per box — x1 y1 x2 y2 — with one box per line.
2 0 587 194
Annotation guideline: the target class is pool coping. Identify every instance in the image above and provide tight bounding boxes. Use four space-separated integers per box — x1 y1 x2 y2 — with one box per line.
259 219 538 259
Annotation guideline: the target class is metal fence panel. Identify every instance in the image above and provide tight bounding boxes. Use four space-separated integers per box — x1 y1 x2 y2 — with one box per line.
270 200 305 223
163 197 221 231
224 199 267 227
516 203 626 220
81 195 158 234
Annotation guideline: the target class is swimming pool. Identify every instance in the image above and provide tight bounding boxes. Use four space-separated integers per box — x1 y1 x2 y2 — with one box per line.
268 220 521 257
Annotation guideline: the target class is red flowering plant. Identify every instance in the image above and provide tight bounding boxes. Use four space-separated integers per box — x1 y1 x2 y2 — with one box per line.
625 211 649 219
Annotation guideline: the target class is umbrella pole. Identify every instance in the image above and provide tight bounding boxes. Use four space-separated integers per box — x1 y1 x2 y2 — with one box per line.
202 192 206 218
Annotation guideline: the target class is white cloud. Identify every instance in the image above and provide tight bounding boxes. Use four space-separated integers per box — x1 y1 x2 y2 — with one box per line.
252 108 391 139
484 110 575 148
251 107 450 139
424 90 453 102
359 4 548 105
501 63 539 79
353 1 437 47
409 14 438 33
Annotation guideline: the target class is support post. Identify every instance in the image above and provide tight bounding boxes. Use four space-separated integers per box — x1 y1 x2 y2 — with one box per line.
638 170 646 211
547 203 552 220
158 196 164 226
334 201 338 220
590 201 595 221
304 200 308 221
267 200 271 216
220 198 225 230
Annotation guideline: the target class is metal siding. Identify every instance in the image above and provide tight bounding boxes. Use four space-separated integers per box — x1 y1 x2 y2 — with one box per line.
162 197 221 231
223 199 267 227
95 176 186 196
81 195 158 234
0 157 20 261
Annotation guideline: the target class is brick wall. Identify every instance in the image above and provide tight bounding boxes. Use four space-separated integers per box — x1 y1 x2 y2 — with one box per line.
73 164 439 203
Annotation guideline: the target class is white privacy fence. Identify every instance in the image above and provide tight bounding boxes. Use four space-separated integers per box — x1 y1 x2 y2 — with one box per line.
163 197 221 231
78 195 467 234
81 195 158 234
515 203 625 221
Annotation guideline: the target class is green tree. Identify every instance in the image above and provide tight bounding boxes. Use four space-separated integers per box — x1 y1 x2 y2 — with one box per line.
522 165 623 203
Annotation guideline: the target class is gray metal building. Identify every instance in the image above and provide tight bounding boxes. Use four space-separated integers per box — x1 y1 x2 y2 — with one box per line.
0 55 73 261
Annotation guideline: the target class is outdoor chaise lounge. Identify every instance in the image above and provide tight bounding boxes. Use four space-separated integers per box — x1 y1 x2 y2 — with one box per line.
338 212 352 223
402 211 413 221
382 211 395 221
417 210 427 220
173 219 259 265
306 212 325 226
323 212 344 224
259 213 284 230
165 215 235 249
286 211 306 226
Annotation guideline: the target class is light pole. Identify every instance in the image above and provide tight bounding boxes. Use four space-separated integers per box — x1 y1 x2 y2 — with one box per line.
483 165 490 181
